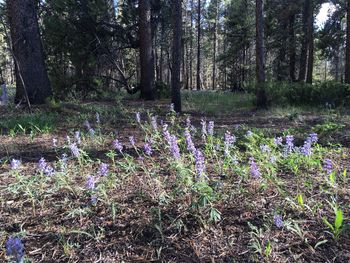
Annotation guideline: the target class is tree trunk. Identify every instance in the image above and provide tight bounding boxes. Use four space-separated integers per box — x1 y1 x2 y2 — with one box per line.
189 0 194 90
196 0 201 90
298 0 310 82
139 0 155 100
289 14 296 82
256 0 267 108
212 0 218 90
7 0 52 105
171 0 182 113
345 0 350 84
306 0 314 84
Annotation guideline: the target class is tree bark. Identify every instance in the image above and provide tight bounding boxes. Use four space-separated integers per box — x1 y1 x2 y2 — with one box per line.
139 0 155 100
196 0 201 90
298 0 310 82
256 0 267 108
171 0 182 112
7 0 52 105
306 0 314 84
212 0 218 90
345 0 350 84
289 14 296 82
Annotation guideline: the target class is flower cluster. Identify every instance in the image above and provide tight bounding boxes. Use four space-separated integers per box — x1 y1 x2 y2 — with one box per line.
274 137 283 146
274 214 284 228
169 135 181 160
112 139 123 153
6 236 24 263
98 163 109 177
151 116 158 131
69 143 80 157
283 135 294 156
201 119 207 139
195 149 206 180
224 131 236 156
144 143 153 156
249 157 261 178
323 159 333 174
86 175 96 190
10 159 21 170
75 131 81 145
184 129 196 155
136 112 141 123
207 121 214 136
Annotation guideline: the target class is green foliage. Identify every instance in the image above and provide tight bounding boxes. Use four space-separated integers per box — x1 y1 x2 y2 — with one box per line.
249 81 350 107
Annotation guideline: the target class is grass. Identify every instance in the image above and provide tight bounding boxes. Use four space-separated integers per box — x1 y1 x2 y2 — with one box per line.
182 90 255 115
1 92 350 262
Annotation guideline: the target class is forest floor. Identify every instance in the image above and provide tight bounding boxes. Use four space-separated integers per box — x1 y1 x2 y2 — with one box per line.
1 93 350 262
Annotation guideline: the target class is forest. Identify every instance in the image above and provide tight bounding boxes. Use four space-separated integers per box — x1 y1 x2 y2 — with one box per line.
0 0 350 262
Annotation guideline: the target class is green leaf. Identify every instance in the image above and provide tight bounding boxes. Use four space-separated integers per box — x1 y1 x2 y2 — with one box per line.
335 209 343 230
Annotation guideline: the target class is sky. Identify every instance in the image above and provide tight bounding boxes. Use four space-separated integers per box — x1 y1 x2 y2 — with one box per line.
316 3 335 28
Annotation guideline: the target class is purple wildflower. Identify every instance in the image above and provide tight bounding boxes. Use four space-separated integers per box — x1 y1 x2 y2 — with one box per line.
98 163 109 177
300 140 312 156
44 165 55 176
249 157 261 178
323 159 333 174
162 124 171 143
260 145 271 153
10 159 21 170
224 131 236 156
246 130 253 137
170 135 181 160
283 135 295 156
207 121 214 136
38 157 47 172
144 143 153 156
6 236 24 263
184 129 196 154
309 133 318 143
186 117 191 128
274 137 283 146
86 175 95 190
195 150 206 180
129 136 135 147
75 131 81 145
60 154 68 171
69 143 80 157
274 214 284 228
136 112 141 123
112 139 123 153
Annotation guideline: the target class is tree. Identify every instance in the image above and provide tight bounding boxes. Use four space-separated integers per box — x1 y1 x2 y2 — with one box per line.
139 0 155 100
346 0 350 83
256 0 267 108
7 0 52 104
196 0 201 90
306 0 314 84
171 0 182 112
298 0 311 82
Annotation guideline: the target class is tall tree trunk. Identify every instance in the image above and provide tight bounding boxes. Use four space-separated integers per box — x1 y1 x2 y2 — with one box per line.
345 0 350 84
212 0 218 90
189 0 194 90
298 0 310 82
306 0 314 84
289 14 296 82
256 0 267 108
139 0 155 100
171 0 182 113
196 0 201 90
7 0 52 105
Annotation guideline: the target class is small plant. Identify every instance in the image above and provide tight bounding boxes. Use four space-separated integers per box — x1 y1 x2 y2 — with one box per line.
322 202 347 240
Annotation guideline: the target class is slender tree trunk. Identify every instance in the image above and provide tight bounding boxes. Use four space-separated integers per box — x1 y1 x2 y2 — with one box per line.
196 0 201 90
7 0 52 105
345 0 350 84
306 0 314 84
190 0 194 90
139 0 155 100
298 0 310 82
172 0 182 112
212 0 218 90
289 14 296 82
256 0 267 108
